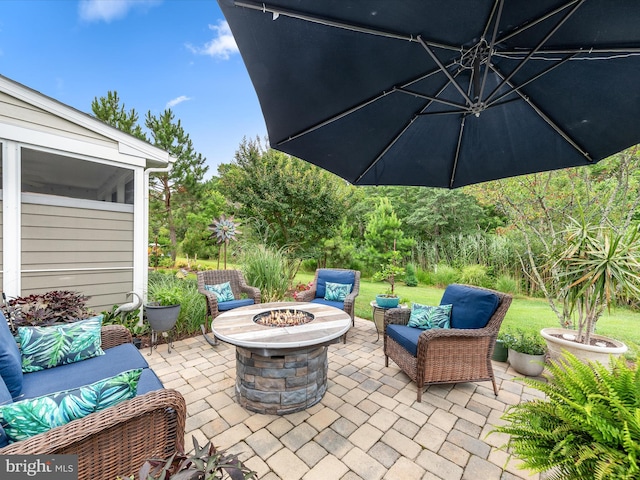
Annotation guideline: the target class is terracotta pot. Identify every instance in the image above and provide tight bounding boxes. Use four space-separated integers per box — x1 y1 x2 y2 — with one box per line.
508 349 546 376
540 327 627 365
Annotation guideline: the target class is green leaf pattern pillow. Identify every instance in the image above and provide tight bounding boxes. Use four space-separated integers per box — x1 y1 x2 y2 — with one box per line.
19 316 105 373
0 368 142 442
204 282 235 302
324 282 352 301
407 303 452 330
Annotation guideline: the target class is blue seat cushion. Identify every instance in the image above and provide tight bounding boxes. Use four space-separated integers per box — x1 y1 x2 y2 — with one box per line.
137 368 164 395
0 311 23 398
309 298 344 311
316 270 355 299
386 325 422 357
19 343 148 400
218 299 255 311
440 284 499 329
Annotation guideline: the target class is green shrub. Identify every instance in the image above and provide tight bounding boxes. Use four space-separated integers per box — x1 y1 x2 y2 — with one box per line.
459 264 489 287
501 329 546 355
147 272 205 335
496 274 518 294
404 262 418 287
431 264 459 287
242 245 298 302
493 353 640 479
416 267 433 285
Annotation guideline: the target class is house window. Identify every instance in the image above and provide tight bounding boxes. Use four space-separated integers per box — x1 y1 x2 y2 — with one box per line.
21 148 134 204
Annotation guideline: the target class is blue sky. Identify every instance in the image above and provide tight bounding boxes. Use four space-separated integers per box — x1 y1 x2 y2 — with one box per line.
0 0 266 176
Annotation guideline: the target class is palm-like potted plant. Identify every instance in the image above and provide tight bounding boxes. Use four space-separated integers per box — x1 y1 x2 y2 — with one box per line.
493 353 640 479
541 218 640 363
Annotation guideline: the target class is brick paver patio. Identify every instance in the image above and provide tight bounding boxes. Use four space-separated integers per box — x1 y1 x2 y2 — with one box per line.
147 317 541 480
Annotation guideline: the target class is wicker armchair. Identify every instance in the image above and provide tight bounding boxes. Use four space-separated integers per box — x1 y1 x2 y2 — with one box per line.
295 268 361 325
197 270 261 343
0 325 186 480
384 284 512 402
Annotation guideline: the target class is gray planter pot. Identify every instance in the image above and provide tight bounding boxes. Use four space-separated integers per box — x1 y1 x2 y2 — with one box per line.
145 304 180 332
540 327 627 365
508 349 546 376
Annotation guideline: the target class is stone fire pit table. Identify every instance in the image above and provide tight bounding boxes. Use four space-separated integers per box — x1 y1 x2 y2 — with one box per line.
212 301 351 414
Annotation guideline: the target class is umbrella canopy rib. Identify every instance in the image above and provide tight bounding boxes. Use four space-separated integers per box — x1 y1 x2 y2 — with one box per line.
277 61 458 146
477 0 505 104
233 0 459 51
498 0 582 45
485 0 587 105
450 116 467 188
488 53 576 107
490 64 592 161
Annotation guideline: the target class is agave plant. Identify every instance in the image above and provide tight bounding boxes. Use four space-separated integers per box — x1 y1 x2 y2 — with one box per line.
208 215 241 269
493 353 640 479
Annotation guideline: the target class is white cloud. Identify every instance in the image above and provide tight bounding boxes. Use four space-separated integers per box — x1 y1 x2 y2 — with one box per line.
186 20 238 60
78 0 161 23
166 95 191 109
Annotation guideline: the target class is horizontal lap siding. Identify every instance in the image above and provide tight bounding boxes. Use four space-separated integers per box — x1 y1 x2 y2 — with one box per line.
0 200 3 286
0 92 111 146
21 203 134 312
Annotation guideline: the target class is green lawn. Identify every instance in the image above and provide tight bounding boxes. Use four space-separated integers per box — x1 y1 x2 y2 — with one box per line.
294 272 640 358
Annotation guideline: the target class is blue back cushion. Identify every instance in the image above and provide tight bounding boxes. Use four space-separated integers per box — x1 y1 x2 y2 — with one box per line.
316 270 355 299
440 284 499 329
0 376 10 447
0 311 23 398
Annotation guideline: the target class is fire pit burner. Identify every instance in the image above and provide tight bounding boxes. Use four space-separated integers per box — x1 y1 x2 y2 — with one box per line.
253 308 314 327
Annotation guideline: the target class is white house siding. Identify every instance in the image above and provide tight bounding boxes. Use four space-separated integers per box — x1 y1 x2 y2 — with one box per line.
21 202 134 313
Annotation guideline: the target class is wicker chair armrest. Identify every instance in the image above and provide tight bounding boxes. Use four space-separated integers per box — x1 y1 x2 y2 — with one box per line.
295 289 316 302
416 327 496 349
201 291 219 309
101 325 132 349
0 389 186 456
384 308 411 328
240 285 261 302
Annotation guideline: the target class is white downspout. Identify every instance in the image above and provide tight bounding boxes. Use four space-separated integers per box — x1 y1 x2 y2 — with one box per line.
142 164 172 305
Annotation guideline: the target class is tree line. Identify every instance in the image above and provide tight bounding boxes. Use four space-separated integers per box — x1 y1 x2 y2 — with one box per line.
91 91 640 307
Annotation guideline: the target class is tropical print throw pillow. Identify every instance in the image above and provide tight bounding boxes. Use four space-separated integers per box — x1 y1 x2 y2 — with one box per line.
19 316 105 373
204 282 235 302
0 368 142 442
324 282 352 302
407 303 453 330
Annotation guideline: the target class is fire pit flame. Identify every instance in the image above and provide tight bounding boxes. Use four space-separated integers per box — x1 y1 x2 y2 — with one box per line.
254 308 314 327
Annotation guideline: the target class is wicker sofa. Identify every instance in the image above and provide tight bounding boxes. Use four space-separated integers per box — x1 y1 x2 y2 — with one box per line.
384 284 512 402
0 320 186 480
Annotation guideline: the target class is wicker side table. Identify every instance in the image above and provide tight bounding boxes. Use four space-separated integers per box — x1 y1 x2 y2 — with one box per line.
370 301 408 342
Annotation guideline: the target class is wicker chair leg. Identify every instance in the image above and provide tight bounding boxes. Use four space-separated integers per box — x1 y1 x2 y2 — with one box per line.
491 376 498 396
417 386 422 403
385 356 389 367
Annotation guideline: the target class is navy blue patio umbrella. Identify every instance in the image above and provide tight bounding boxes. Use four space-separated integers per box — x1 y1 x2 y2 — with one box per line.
218 0 640 188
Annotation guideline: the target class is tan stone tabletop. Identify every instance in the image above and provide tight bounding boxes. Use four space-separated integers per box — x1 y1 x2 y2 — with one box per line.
211 301 351 350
